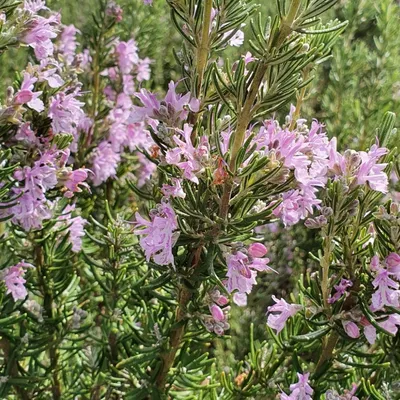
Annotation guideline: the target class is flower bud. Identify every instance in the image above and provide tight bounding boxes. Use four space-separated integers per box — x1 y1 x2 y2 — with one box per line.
342 321 360 339
248 243 268 258
210 304 225 322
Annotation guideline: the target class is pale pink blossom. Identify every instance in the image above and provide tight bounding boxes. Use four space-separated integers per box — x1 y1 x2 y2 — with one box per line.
248 243 268 258
161 178 186 198
165 124 209 183
371 267 400 311
386 253 400 280
280 373 313 400
22 14 60 60
1 261 34 301
91 141 121 186
14 72 44 112
131 81 200 125
266 296 302 334
134 201 179 267
116 39 139 74
328 278 352 304
343 321 360 339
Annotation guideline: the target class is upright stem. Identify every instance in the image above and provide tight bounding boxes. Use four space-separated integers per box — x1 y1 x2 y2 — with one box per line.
219 0 301 221
196 0 213 96
155 246 203 391
321 236 333 309
35 244 61 400
155 285 192 390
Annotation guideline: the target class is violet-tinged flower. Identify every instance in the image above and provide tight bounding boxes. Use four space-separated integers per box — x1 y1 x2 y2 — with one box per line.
7 191 53 231
106 1 123 21
58 168 90 198
24 0 48 13
361 314 400 345
326 384 359 400
328 138 389 193
266 296 302 334
131 81 200 125
328 278 353 304
273 185 321 227
1 261 34 301
116 39 139 74
48 89 85 134
161 178 186 198
280 373 313 400
386 253 400 280
223 29 244 47
134 201 179 267
143 0 153 4
371 267 400 311
22 14 60 60
209 304 224 322
343 321 360 339
248 243 268 258
57 205 87 252
38 59 65 88
91 141 121 186
14 72 44 112
58 25 80 64
226 250 272 299
15 122 37 144
166 124 209 183
136 57 152 81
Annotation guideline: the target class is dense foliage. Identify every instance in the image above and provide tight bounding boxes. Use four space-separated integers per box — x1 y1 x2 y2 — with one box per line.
0 0 399 399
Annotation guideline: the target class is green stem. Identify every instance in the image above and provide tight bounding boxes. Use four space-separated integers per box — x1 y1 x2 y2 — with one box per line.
155 245 203 392
219 0 302 221
321 236 333 310
196 0 213 96
35 244 61 400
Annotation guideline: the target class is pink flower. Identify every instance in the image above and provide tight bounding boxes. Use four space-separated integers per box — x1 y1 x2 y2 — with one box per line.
223 29 244 47
136 58 152 81
22 14 60 60
37 59 65 88
143 0 153 4
6 191 53 231
248 243 268 258
343 321 360 339
166 124 209 183
57 206 87 252
273 186 321 227
226 250 271 297
1 261 34 301
134 201 179 267
361 314 400 345
15 123 37 144
48 89 85 134
356 144 388 193
328 278 352 304
371 267 400 311
280 373 313 400
386 253 400 280
14 72 44 112
58 25 80 64
131 81 200 125
59 168 90 197
328 139 389 193
161 178 186 198
266 296 302 334
91 141 121 186
24 0 48 12
116 39 139 74
210 304 224 322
